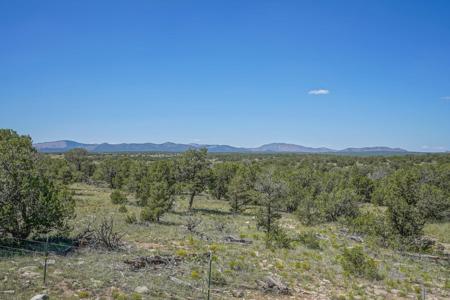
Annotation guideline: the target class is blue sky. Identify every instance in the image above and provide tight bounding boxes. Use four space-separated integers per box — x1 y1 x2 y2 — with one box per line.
1 0 449 151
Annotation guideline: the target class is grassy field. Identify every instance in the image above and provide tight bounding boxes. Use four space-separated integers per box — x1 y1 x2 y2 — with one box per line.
1 183 449 299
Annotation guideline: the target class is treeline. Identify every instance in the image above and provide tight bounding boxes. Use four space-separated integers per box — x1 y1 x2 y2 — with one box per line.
2 129 450 251
38 144 450 250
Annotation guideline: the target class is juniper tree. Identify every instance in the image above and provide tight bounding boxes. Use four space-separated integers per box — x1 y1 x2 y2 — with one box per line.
141 181 174 222
384 168 425 239
350 166 374 203
64 148 88 172
177 148 210 210
254 168 288 242
0 129 74 238
226 165 255 213
209 162 239 200
94 157 131 189
138 160 176 222
64 148 95 181
110 190 127 204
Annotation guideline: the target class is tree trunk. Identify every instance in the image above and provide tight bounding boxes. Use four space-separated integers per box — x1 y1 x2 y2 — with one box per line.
188 191 196 210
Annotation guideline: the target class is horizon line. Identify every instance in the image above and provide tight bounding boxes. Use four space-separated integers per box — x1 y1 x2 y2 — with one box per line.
31 138 449 153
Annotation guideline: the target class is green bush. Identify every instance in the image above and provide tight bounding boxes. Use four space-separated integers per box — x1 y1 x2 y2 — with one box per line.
417 184 450 221
140 207 158 222
273 230 292 249
112 289 128 300
265 226 292 249
0 129 75 238
297 231 321 250
110 190 127 205
382 168 426 239
118 205 128 213
322 189 360 222
125 213 137 224
296 189 360 225
77 291 90 298
296 194 322 225
131 293 143 300
338 246 381 280
138 180 174 222
349 210 394 247
191 270 201 280
211 269 227 285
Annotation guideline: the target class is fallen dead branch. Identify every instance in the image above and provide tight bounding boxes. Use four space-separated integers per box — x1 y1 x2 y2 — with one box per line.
124 252 210 271
399 252 450 262
223 235 252 244
124 255 182 270
256 275 291 295
348 235 364 243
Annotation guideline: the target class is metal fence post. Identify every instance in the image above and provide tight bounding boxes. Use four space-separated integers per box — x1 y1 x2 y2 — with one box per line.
207 251 212 300
43 236 49 285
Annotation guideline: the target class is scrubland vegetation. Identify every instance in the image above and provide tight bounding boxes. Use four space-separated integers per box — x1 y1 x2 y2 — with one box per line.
1 129 450 299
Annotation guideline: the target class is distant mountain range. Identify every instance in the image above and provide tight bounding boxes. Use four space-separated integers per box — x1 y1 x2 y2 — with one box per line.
33 140 409 155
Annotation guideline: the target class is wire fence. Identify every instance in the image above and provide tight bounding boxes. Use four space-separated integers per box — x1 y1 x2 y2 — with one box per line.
2 235 438 300
0 237 231 299
1 236 76 252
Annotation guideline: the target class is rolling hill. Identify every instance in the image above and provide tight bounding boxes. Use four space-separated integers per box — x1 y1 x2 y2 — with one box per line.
33 140 409 154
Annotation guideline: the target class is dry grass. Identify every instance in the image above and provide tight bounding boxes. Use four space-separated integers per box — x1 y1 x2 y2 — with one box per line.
0 183 449 299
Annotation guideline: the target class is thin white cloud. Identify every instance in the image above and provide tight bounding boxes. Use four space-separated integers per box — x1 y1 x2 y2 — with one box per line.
308 89 330 95
441 96 450 100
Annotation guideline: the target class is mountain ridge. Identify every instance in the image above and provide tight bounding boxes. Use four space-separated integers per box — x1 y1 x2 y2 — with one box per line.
33 140 410 154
